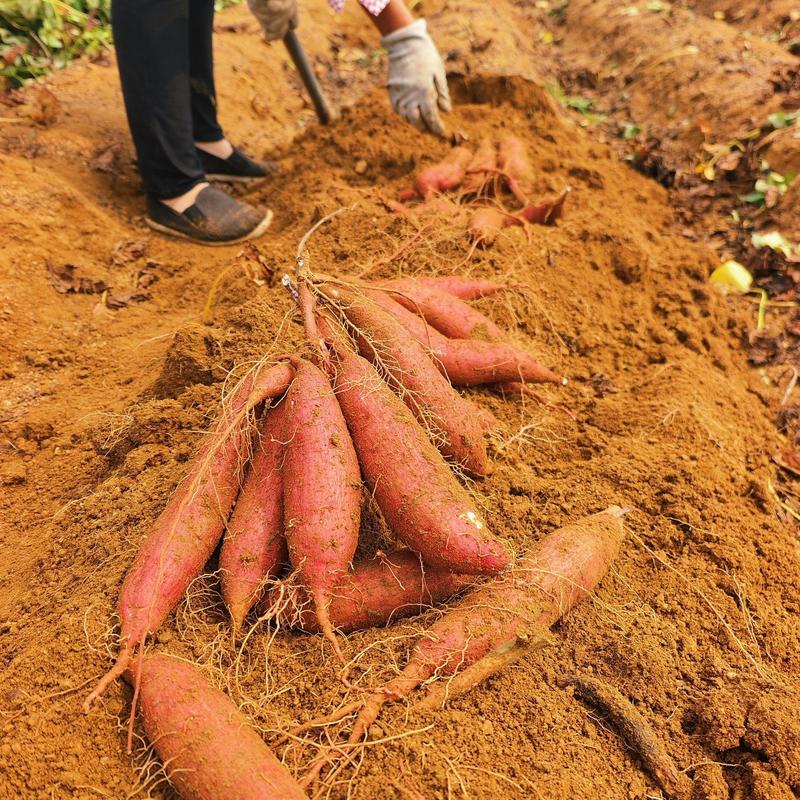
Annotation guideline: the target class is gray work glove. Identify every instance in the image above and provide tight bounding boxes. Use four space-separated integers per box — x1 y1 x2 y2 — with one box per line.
381 19 451 136
248 0 299 41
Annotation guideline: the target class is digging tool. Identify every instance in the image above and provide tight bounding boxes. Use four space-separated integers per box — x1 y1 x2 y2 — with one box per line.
283 30 335 125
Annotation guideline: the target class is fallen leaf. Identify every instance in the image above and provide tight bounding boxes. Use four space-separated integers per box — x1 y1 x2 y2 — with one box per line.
91 143 123 173
31 88 60 128
774 449 800 477
470 37 493 53
105 288 151 309
111 239 147 266
2 44 26 66
46 261 107 295
716 150 742 172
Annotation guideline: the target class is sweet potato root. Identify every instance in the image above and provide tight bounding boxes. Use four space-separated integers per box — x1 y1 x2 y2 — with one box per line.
321 283 491 476
348 507 626 741
377 278 503 341
497 135 534 203
219 401 289 633
261 550 473 633
416 276 505 300
84 361 295 714
468 207 507 246
327 339 511 575
358 286 562 386
136 654 307 800
519 187 570 225
461 138 497 197
415 147 472 199
282 357 361 662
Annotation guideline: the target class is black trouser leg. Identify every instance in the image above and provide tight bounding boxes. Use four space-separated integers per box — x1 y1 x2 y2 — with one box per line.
112 0 213 199
189 0 224 142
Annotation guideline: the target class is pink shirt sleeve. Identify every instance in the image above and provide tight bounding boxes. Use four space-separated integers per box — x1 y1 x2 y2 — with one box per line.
328 0 390 15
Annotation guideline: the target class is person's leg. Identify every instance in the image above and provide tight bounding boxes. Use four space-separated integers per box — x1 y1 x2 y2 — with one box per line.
112 0 206 202
188 0 232 158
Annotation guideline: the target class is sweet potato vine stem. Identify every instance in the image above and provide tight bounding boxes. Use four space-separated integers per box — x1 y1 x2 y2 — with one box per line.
559 674 692 800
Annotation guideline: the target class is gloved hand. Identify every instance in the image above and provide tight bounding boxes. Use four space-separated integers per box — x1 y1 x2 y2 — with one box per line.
381 19 451 136
248 0 299 42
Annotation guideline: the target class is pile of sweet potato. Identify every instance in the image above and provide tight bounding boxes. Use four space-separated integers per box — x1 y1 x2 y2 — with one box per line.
396 136 570 246
83 273 625 800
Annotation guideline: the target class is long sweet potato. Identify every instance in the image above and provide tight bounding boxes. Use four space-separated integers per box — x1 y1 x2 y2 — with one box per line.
219 401 289 633
327 340 511 575
85 361 295 712
282 357 361 661
415 147 473 199
348 507 626 742
376 277 503 341
416 276 505 300
354 288 562 386
321 283 491 476
136 654 307 800
261 550 472 633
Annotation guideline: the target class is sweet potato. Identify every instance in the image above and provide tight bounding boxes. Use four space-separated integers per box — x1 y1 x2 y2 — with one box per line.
468 207 506 246
327 340 511 575
519 187 570 225
219 401 289 633
377 277 503 341
416 276 505 300
415 146 473 199
350 289 562 386
261 550 473 633
461 137 497 197
321 283 491 476
136 654 307 800
348 507 626 741
282 357 361 661
497 135 534 203
84 361 295 712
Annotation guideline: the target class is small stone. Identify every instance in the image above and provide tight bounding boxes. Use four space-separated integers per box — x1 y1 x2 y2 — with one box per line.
368 724 383 739
481 719 494 736
354 159 368 174
157 629 174 644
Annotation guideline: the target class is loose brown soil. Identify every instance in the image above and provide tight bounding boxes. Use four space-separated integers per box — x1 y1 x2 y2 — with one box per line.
2 2 800 799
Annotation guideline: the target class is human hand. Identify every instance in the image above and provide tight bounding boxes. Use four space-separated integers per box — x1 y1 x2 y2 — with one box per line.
382 19 451 136
247 0 299 41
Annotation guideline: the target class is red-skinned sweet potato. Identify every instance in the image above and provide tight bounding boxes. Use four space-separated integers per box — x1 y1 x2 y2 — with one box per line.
468 207 507 245
136 654 307 800
261 550 473 633
323 332 511 576
348 507 626 742
376 277 503 341
461 138 497 197
219 401 289 633
416 276 505 300
84 361 295 714
497 135 534 203
352 288 562 386
321 283 492 476
415 147 473 199
282 357 361 662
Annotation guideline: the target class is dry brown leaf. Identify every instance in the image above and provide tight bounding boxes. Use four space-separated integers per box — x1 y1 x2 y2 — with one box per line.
91 143 124 173
46 261 107 295
31 88 60 128
110 239 147 266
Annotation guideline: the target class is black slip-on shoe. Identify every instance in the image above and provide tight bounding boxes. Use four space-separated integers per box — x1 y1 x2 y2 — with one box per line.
196 145 276 182
145 186 273 246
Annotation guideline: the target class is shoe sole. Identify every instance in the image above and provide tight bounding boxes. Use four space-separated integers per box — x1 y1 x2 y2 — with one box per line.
205 173 271 183
145 208 274 246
